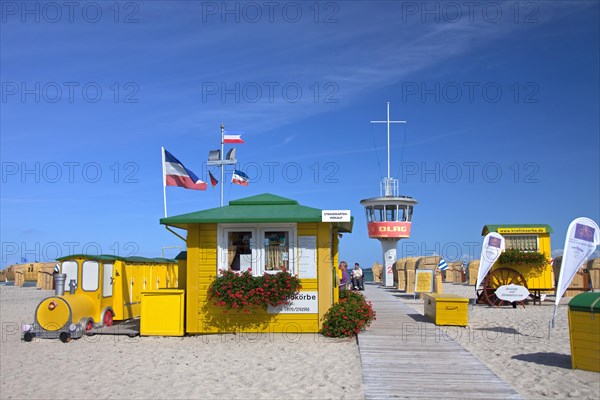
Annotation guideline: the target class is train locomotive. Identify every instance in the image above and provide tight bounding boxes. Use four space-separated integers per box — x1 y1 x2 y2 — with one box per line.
22 254 182 342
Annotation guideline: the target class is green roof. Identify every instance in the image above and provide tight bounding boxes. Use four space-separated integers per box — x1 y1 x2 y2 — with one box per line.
160 193 353 232
482 224 553 235
56 254 176 263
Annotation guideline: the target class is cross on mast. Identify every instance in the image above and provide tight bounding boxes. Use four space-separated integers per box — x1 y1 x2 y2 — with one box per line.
370 102 406 197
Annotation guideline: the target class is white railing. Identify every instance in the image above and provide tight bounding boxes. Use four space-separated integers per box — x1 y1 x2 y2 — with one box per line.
380 177 398 197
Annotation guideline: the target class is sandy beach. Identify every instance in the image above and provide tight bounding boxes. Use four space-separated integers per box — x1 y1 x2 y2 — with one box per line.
0 285 363 400
1 283 599 400
400 283 600 400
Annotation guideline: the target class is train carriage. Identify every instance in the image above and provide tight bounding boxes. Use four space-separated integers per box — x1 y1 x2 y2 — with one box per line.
23 254 180 342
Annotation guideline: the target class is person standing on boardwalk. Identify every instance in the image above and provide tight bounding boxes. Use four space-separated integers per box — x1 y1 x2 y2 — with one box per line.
339 261 351 291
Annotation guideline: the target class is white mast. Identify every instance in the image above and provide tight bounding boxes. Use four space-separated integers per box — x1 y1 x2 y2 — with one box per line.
370 102 406 196
161 146 167 217
220 123 224 207
207 124 237 207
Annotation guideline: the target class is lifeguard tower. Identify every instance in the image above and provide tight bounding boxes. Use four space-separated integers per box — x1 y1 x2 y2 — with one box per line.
360 103 417 287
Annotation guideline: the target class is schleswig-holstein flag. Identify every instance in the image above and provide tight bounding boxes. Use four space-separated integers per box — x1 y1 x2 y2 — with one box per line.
232 169 249 186
162 148 207 190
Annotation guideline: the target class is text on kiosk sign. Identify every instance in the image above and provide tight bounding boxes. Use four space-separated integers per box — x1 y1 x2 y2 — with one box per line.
322 210 351 222
498 227 547 234
267 292 318 314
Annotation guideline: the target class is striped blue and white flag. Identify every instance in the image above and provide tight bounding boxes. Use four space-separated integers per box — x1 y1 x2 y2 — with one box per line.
232 169 249 186
437 258 448 271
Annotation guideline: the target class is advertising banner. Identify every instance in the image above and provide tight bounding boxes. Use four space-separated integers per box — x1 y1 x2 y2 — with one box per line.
553 217 600 326
475 232 505 291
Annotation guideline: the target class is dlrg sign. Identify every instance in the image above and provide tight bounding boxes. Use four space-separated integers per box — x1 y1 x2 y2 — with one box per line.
367 222 412 238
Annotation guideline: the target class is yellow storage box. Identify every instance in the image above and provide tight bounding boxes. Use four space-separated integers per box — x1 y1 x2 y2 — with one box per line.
568 292 600 372
423 293 468 326
141 289 185 336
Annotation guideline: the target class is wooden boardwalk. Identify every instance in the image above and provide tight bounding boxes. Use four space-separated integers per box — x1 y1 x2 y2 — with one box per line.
357 285 521 399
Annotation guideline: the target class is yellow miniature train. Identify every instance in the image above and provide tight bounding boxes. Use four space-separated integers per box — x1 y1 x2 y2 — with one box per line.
22 254 182 342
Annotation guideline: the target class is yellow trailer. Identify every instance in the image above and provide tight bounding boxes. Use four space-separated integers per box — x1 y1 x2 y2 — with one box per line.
23 254 180 342
479 224 554 306
58 255 181 322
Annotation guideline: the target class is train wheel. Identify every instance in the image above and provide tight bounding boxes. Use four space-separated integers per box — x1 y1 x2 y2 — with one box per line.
85 320 94 332
59 332 72 343
103 310 114 327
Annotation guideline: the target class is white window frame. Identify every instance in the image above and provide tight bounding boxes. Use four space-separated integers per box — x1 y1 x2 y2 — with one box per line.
218 226 258 275
81 260 99 292
61 260 78 289
259 225 296 275
218 223 297 276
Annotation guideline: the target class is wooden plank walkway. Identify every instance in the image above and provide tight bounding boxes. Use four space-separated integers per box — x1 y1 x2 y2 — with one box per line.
358 285 521 399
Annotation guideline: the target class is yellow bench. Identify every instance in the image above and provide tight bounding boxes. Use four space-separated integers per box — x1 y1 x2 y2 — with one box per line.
423 293 468 326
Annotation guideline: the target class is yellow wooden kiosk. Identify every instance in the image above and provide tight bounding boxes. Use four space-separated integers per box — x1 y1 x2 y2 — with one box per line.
160 193 353 334
479 224 554 306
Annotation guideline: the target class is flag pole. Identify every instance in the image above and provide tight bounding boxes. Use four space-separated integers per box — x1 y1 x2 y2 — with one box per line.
220 123 224 207
161 146 167 218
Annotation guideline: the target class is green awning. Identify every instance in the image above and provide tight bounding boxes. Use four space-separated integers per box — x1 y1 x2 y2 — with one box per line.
482 224 553 235
160 193 353 232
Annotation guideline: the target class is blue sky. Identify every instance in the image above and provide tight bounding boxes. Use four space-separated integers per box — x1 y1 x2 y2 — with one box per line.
1 1 599 268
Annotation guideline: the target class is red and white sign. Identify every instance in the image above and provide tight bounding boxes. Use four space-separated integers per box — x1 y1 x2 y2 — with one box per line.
367 222 411 238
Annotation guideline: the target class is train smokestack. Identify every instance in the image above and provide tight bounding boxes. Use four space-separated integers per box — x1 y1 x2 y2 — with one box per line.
54 273 67 296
